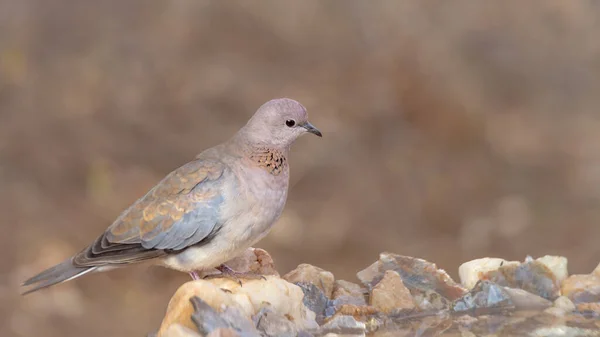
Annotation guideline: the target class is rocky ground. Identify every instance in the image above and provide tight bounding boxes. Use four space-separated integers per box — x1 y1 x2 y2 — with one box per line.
151 249 600 337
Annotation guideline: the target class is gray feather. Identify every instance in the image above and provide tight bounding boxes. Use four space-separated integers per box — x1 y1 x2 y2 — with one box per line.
141 183 225 251
21 258 94 295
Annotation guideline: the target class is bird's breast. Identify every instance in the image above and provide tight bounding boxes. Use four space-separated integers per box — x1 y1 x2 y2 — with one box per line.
225 163 289 244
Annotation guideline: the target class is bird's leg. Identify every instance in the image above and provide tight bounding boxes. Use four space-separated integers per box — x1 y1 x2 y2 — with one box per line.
189 271 201 280
203 264 266 286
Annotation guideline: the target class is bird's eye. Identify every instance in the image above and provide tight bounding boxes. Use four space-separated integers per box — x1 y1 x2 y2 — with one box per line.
285 119 296 127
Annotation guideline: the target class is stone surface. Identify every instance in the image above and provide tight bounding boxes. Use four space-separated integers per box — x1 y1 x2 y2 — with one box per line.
357 253 466 301
536 255 569 284
369 270 415 313
155 253 600 337
502 286 552 311
412 289 450 311
220 247 279 278
296 282 329 324
571 286 600 304
458 258 520 290
190 297 259 337
481 259 561 300
161 324 202 337
206 328 242 337
562 274 600 303
159 280 242 335
577 303 600 317
159 276 318 336
319 315 366 336
553 296 576 312
283 264 335 298
254 308 298 337
594 263 600 277
327 280 369 318
452 281 513 314
332 280 366 301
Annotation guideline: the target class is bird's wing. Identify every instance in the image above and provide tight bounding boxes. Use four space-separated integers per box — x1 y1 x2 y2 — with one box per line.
73 158 227 266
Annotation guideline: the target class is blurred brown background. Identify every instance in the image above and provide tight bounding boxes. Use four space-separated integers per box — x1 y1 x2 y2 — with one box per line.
2 1 600 336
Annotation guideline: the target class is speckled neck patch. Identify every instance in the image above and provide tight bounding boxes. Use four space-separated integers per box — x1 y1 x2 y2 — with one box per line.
250 149 288 176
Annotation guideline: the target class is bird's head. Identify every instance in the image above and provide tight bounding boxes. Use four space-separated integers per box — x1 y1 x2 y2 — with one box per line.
241 98 322 148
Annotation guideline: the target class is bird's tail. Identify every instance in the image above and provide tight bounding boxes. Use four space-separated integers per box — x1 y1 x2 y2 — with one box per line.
21 258 96 295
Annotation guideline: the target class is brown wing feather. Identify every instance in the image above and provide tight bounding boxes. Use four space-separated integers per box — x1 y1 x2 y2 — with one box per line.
72 158 225 267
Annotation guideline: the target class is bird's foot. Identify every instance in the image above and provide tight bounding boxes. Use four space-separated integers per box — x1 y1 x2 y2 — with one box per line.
189 271 201 280
203 264 266 286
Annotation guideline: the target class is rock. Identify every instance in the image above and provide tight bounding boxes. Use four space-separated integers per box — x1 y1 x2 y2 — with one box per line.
283 264 335 298
332 280 366 302
357 253 466 302
254 308 298 337
211 276 319 331
297 331 315 337
594 262 600 276
458 258 520 290
554 296 576 311
459 256 567 301
370 270 415 313
571 286 600 304
412 289 450 311
161 324 203 337
221 247 279 277
189 297 259 337
295 282 329 324
546 296 576 316
452 281 513 314
561 274 600 303
576 303 600 317
480 259 561 300
207 328 242 337
158 277 318 336
536 255 569 284
454 314 478 327
325 304 379 322
158 280 243 335
327 280 369 318
319 315 366 336
502 287 552 310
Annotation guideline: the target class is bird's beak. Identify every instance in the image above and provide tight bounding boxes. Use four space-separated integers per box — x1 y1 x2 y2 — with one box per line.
302 121 322 137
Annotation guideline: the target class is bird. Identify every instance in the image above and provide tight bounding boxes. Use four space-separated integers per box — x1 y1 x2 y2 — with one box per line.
22 98 322 295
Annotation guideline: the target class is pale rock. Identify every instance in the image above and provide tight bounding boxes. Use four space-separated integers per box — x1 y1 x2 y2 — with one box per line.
369 270 415 313
283 264 335 298
295 282 328 323
355 259 381 289
222 247 279 277
576 302 600 316
161 324 202 337
502 287 552 310
327 280 368 317
593 262 600 277
319 315 366 337
554 296 576 312
159 276 318 336
189 297 258 336
210 276 319 330
254 308 297 337
546 296 576 316
458 258 519 290
159 280 244 335
536 255 568 284
207 328 242 337
357 253 466 301
561 274 600 300
332 280 365 301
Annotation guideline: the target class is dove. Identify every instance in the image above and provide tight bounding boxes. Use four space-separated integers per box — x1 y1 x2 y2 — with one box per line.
22 98 321 295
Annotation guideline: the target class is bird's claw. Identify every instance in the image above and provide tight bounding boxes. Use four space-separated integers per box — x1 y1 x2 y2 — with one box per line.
202 264 266 286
